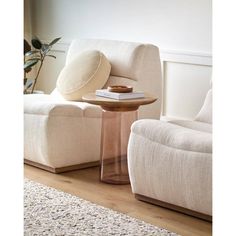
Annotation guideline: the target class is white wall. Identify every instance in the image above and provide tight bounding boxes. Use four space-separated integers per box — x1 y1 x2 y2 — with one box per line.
24 0 31 41
28 0 212 119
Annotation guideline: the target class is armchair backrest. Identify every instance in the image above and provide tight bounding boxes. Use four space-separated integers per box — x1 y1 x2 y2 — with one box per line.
65 39 162 119
195 89 212 124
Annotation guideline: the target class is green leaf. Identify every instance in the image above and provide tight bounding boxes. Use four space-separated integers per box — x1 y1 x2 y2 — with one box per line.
26 82 33 89
41 44 51 55
41 44 49 51
46 55 56 59
25 58 41 62
31 36 42 49
24 50 39 57
24 79 33 93
24 67 31 73
49 37 61 46
25 56 41 61
24 59 39 70
30 57 41 60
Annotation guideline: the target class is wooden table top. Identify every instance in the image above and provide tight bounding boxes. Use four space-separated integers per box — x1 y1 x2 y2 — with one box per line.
82 93 157 112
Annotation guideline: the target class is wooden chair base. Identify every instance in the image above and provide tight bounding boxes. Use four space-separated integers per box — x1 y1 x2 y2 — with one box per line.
24 159 100 174
135 193 212 222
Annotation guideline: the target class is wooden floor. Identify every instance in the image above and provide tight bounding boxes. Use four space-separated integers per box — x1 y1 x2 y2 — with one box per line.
24 164 212 236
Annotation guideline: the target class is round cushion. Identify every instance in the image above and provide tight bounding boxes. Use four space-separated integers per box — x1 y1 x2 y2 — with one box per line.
56 50 111 100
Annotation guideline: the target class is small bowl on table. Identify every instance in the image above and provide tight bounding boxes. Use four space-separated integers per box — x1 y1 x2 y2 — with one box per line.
107 85 133 93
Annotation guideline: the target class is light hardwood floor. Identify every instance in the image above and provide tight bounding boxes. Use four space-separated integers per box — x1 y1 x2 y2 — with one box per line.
24 164 212 236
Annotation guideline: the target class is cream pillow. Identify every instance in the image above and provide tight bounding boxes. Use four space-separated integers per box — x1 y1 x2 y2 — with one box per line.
56 50 111 100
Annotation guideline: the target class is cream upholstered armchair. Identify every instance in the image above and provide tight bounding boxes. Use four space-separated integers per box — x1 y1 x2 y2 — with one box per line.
24 39 162 173
128 89 212 221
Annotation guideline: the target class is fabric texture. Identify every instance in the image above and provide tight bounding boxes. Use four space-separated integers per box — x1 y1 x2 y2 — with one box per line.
169 120 212 133
128 119 212 215
130 119 212 153
66 39 149 80
195 89 212 124
57 50 111 101
24 179 179 236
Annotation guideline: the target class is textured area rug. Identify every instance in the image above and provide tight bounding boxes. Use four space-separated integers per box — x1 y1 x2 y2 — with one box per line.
24 179 179 236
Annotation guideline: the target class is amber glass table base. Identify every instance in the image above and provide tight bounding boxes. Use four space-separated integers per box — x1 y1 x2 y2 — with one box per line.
100 155 130 184
100 110 137 184
82 93 157 185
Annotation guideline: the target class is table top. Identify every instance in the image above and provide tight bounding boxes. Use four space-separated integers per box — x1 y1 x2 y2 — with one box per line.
82 93 157 112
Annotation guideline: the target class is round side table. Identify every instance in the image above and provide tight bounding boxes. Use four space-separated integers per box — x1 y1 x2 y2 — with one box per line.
82 93 157 184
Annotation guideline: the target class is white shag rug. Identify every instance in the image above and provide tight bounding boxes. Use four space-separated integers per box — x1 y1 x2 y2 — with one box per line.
24 179 180 236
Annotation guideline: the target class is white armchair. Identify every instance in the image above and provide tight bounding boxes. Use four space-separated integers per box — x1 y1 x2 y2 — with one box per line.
128 89 212 221
24 39 162 173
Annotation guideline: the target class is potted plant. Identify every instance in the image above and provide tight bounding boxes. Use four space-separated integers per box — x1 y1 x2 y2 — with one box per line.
24 36 61 94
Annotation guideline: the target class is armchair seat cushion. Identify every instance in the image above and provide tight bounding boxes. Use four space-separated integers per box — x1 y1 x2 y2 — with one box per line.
131 119 212 153
24 94 102 118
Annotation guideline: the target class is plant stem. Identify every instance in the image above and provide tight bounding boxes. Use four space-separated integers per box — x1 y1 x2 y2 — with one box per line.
30 52 44 94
